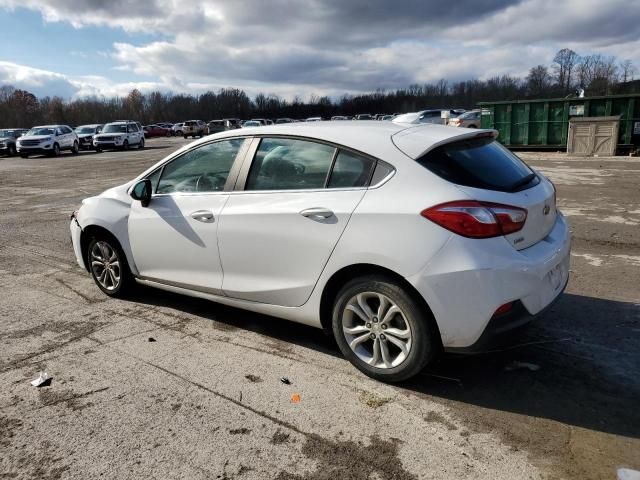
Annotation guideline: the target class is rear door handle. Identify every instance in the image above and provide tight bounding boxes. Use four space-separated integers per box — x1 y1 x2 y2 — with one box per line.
190 210 215 222
300 207 334 219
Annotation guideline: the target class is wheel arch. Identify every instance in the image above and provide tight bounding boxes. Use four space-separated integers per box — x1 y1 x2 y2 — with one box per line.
319 263 442 348
80 225 126 272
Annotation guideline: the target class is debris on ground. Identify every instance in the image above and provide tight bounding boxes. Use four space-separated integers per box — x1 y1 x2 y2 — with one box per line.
148 337 156 342
359 390 393 409
504 361 541 372
618 468 640 480
280 377 291 385
30 372 51 387
291 393 301 403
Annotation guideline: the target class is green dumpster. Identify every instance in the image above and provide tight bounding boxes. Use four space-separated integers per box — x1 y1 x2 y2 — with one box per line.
479 94 640 151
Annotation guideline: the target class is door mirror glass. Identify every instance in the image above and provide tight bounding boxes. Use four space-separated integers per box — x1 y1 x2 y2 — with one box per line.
130 179 152 207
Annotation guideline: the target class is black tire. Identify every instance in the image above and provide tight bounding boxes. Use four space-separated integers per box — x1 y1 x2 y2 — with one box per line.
71 141 79 155
86 234 134 298
331 275 439 382
123 140 129 150
8 144 16 156
95 147 102 153
52 143 60 157
138 138 145 149
20 153 28 159
183 135 188 139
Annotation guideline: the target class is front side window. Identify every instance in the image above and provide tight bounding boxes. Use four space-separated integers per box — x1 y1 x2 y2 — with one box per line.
327 150 375 188
245 138 336 191
156 139 243 194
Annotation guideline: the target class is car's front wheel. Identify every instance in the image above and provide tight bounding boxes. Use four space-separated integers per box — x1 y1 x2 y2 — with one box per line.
332 275 439 382
138 138 145 149
71 141 79 154
87 235 133 297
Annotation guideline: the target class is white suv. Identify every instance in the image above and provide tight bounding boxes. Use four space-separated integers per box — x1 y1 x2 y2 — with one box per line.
93 121 144 152
182 120 207 138
17 125 79 158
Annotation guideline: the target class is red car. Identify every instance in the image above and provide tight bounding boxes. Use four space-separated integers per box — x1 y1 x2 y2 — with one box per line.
143 124 171 138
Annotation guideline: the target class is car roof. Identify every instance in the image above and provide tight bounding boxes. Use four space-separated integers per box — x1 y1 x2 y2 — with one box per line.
77 124 102 128
196 121 496 160
32 125 67 128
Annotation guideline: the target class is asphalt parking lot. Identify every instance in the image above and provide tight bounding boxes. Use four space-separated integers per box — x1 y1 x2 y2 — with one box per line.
1 137 638 479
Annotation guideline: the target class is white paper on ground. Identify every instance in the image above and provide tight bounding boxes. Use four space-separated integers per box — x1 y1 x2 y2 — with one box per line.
618 468 640 480
30 372 49 387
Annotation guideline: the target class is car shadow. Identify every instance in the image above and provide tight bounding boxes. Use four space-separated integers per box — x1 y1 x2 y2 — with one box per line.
125 288 640 439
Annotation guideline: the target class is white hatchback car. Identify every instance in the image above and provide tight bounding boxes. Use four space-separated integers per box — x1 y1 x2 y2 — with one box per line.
70 122 570 382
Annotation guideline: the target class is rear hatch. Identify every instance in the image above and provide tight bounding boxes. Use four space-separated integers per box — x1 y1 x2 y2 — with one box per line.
407 132 556 250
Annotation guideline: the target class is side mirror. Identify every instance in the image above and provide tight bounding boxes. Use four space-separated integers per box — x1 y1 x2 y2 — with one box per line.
130 179 152 207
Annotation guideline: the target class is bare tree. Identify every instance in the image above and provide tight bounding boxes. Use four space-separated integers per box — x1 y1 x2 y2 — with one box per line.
526 65 551 97
619 59 636 84
552 48 579 92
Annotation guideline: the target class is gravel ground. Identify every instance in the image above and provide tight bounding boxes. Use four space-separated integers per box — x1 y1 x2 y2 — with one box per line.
0 138 638 479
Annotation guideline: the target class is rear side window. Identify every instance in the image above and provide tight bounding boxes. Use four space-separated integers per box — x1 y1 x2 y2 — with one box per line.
327 150 375 188
246 138 335 190
417 138 538 192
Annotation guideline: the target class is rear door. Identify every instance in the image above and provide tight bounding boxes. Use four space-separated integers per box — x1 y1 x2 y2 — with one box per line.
217 137 376 307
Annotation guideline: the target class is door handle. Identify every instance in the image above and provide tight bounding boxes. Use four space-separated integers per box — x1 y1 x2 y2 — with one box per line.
300 207 334 219
190 210 214 222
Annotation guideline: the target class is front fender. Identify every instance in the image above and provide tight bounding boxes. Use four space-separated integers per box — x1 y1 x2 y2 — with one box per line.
77 194 138 275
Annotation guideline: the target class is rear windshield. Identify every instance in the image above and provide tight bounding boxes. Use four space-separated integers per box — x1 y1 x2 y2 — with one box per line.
416 137 539 192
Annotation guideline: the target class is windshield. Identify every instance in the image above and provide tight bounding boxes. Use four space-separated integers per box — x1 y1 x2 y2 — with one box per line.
459 111 480 120
76 127 95 134
103 124 127 134
26 128 55 136
417 137 539 193
0 129 19 137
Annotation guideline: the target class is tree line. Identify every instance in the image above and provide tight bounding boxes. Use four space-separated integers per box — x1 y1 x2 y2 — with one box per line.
0 48 637 128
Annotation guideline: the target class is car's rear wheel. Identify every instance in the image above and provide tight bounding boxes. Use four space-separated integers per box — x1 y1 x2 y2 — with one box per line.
87 235 133 297
123 140 129 150
52 143 60 157
71 141 79 154
332 275 438 382
138 138 145 149
8 145 16 156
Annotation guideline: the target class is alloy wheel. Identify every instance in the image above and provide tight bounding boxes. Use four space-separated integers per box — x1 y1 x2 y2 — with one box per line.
90 241 121 291
342 292 412 369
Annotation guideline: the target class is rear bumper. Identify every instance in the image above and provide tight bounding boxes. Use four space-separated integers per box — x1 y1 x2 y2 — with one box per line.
408 213 571 349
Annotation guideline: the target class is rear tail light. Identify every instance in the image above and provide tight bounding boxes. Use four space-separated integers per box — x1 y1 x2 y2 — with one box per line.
493 301 513 317
421 201 527 238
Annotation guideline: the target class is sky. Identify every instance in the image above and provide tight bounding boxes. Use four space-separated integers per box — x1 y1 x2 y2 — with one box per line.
0 0 639 100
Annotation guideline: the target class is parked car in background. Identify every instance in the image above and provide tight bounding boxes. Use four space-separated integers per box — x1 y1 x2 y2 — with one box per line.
156 122 174 129
393 109 466 125
331 116 348 121
449 110 481 128
17 125 79 158
207 119 240 134
225 119 242 128
0 128 27 156
93 121 144 152
276 118 294 124
70 122 569 382
251 119 269 126
380 115 395 121
75 124 104 150
242 120 263 128
306 117 322 122
171 123 184 136
144 124 171 138
182 120 207 138
355 114 373 120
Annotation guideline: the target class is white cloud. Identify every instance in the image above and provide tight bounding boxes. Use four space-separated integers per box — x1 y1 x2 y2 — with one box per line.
0 0 639 98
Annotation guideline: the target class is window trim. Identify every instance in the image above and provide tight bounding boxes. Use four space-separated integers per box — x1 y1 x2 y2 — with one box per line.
138 137 252 198
233 134 388 193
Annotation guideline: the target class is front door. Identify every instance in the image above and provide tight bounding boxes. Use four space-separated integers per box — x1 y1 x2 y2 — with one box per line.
128 138 245 292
